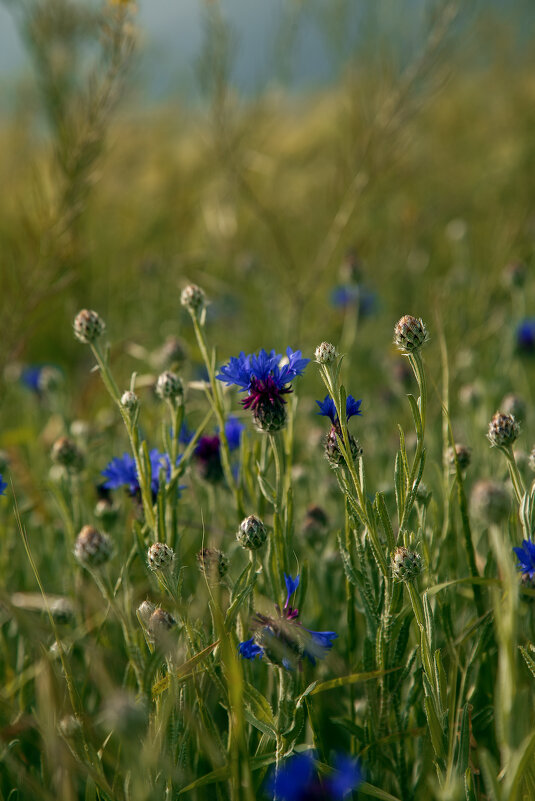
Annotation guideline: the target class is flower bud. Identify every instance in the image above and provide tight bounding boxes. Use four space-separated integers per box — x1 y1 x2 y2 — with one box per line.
392 546 422 582
253 402 287 433
447 443 471 472
180 284 205 316
324 426 362 468
314 342 337 365
196 547 229 581
51 436 85 472
156 371 183 403
487 412 519 448
74 525 113 568
237 515 267 550
137 600 155 627
121 390 139 413
148 607 176 644
393 315 428 354
94 498 119 527
73 309 105 344
471 479 510 525
147 542 175 570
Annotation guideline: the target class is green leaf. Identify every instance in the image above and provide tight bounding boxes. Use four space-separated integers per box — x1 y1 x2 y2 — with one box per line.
374 492 396 553
311 667 400 694
358 782 403 801
407 393 423 439
519 645 535 679
427 577 501 596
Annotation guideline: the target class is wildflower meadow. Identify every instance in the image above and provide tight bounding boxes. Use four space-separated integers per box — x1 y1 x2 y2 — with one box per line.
1 1 535 800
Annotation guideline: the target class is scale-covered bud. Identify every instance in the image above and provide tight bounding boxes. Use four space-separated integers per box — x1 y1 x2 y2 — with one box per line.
237 515 267 550
73 309 105 344
324 425 362 468
393 315 428 354
314 342 337 365
447 443 472 472
253 402 287 433
148 607 176 644
74 525 113 568
196 547 229 581
181 284 205 315
137 600 156 627
392 546 423 582
147 542 175 570
51 436 84 472
487 412 519 448
121 390 139 413
156 371 183 403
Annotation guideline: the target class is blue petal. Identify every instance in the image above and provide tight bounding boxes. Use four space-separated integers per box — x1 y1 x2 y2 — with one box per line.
238 637 263 660
0 475 7 496
249 349 281 382
102 453 138 493
224 416 245 451
284 573 300 605
513 540 535 577
178 421 194 445
303 629 338 664
216 352 253 390
316 395 337 423
327 754 363 799
517 319 535 352
20 365 43 393
278 348 310 384
265 752 316 801
346 395 363 420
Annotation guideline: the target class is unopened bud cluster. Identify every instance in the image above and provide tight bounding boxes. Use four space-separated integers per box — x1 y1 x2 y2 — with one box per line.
156 371 183 403
73 309 105 344
237 515 267 550
314 342 337 365
147 542 175 570
324 426 362 468
447 443 471 472
393 315 428 354
74 525 113 568
196 547 229 581
180 284 205 316
392 546 423 582
51 436 85 472
487 412 519 448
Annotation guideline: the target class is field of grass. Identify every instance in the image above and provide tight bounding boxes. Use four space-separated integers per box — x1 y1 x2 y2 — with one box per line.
1 1 535 799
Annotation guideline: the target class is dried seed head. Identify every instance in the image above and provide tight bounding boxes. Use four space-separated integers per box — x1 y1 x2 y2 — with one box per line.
156 371 183 403
180 284 205 315
147 542 175 570
314 342 337 365
196 547 229 581
73 309 105 344
237 515 267 550
50 436 84 472
447 443 472 472
324 425 362 468
471 479 510 525
487 412 520 448
501 394 526 423
393 315 428 354
74 525 113 568
392 546 423 582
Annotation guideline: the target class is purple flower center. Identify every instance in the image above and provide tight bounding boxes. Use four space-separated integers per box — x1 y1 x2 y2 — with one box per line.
241 375 292 411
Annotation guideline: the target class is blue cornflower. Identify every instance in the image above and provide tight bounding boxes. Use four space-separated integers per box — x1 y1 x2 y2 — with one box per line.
265 750 363 800
331 284 377 318
216 348 309 432
102 450 174 498
513 539 535 580
182 416 244 484
0 475 7 496
20 364 62 395
516 319 535 354
224 415 245 451
316 395 362 424
238 573 337 670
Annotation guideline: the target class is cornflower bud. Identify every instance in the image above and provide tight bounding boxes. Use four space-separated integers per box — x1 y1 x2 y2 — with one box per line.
471 479 510 525
393 315 428 354
487 412 519 448
137 600 155 627
147 542 174 570
121 390 139 414
196 547 229 581
148 607 176 644
314 342 337 365
180 284 205 316
392 546 423 582
51 436 85 472
324 427 362 467
74 525 113 568
237 515 267 550
447 443 471 472
156 371 183 403
73 309 105 344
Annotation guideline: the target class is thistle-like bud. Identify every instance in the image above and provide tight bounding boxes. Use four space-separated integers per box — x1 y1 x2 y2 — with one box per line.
148 607 176 643
74 525 113 568
324 426 362 468
73 309 105 344
180 284 205 316
121 390 139 414
51 436 85 472
237 515 267 550
501 394 526 423
447 443 472 472
137 600 156 627
253 402 287 433
471 479 510 525
314 342 337 365
487 412 520 448
393 315 428 354
156 371 183 403
196 547 229 581
392 546 423 582
147 542 175 570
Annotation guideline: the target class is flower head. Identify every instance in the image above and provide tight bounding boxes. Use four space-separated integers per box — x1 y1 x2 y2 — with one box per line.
102 449 175 498
331 284 377 317
216 348 309 432
0 475 7 496
516 319 535 354
191 416 244 484
394 315 428 354
316 395 362 424
238 573 337 669
265 750 362 801
513 540 535 580
316 395 363 468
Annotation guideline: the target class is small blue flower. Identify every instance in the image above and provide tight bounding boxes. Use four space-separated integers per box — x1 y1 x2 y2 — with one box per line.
327 754 363 800
284 573 300 607
223 416 245 452
303 629 338 665
102 449 175 497
316 395 362 424
20 365 44 393
513 539 535 580
238 637 264 660
331 284 377 317
264 751 362 800
516 319 535 354
0 475 7 496
266 751 315 801
179 421 195 445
